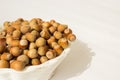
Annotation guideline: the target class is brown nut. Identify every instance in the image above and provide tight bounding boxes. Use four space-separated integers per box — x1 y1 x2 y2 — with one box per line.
58 38 69 48
67 34 76 41
38 46 48 56
11 40 19 47
6 36 13 45
31 58 40 65
35 37 46 47
22 20 29 26
12 30 21 39
49 26 56 34
4 21 10 29
29 20 41 31
53 31 62 39
47 36 56 45
46 50 56 59
42 22 51 28
27 49 38 59
50 20 55 24
52 22 59 27
51 42 58 48
29 42 37 49
6 26 15 34
0 38 6 54
64 28 72 35
10 47 21 57
20 25 31 34
53 44 63 55
19 39 28 49
0 60 9 68
40 56 48 63
23 49 29 55
1 52 13 61
31 30 39 38
40 29 51 39
57 24 67 32
21 35 27 40
17 55 29 65
26 33 36 42
10 60 25 71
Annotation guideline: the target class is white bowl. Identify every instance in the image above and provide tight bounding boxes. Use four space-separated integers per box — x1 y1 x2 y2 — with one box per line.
0 47 70 80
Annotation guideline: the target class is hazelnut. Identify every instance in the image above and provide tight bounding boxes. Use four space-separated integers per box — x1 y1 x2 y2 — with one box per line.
38 46 48 56
10 47 21 57
58 38 69 48
46 50 56 59
0 60 9 68
11 40 19 47
19 39 28 49
47 36 56 45
40 56 48 63
20 25 31 34
64 28 72 35
31 58 40 65
4 21 10 29
52 22 59 27
1 52 13 61
67 34 76 41
29 42 37 49
21 35 27 40
6 26 15 34
35 37 46 47
42 22 51 28
53 31 62 39
31 30 39 38
27 49 38 59
26 33 36 42
12 30 21 39
23 49 29 55
40 29 51 39
57 24 67 32
53 44 63 55
6 36 13 45
22 20 29 25
49 26 56 34
10 60 25 71
17 55 29 65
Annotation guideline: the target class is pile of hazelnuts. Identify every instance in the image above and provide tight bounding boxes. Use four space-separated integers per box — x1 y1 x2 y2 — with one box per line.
0 18 76 71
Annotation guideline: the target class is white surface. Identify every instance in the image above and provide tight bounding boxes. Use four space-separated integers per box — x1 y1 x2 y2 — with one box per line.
0 0 120 80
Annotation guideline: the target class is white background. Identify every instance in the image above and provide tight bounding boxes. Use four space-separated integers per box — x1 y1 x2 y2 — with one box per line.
0 0 120 80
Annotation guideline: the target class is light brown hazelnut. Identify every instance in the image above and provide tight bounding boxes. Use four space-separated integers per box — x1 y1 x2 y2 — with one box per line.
40 56 48 63
64 28 72 35
29 42 37 49
10 47 21 57
6 36 13 45
52 22 59 27
40 29 51 39
46 50 56 59
42 22 51 28
49 26 56 34
21 35 27 40
57 24 67 32
38 46 48 56
58 38 69 48
53 31 62 39
27 49 38 59
31 58 40 65
23 49 29 55
10 60 25 71
35 37 46 47
20 25 31 34
67 34 76 41
12 30 21 39
19 39 28 49
53 44 63 55
47 36 56 45
31 30 39 38
0 60 9 68
17 55 29 65
22 20 29 25
26 33 36 42
1 52 13 61
11 40 19 47
6 26 15 34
